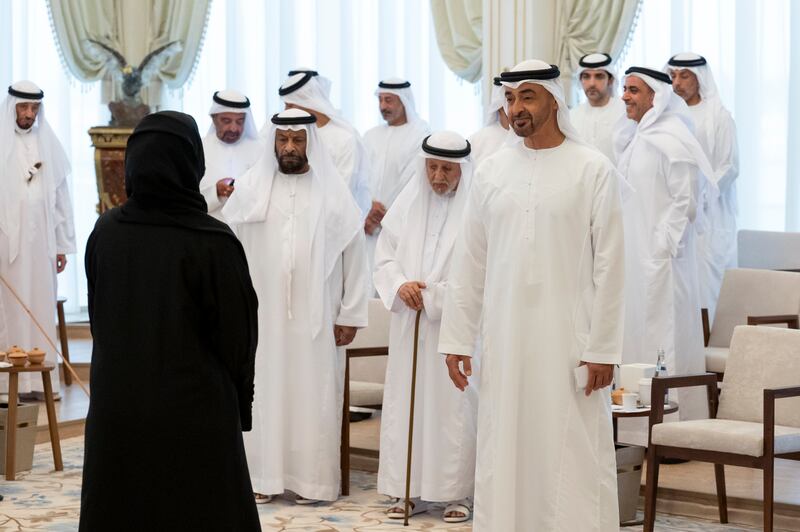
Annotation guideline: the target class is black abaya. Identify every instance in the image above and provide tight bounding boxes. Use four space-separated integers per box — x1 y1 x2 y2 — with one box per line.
79 112 261 531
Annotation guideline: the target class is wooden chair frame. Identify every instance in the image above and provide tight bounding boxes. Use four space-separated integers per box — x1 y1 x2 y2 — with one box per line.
644 373 800 532
701 309 799 381
340 346 388 496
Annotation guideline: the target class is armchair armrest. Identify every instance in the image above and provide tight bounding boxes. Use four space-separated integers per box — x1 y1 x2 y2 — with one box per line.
649 373 719 439
765 385 800 400
763 385 800 457
651 373 719 392
345 347 389 358
747 314 800 329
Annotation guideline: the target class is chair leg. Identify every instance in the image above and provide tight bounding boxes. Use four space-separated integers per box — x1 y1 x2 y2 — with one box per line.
714 463 728 523
764 460 774 532
643 447 661 532
340 356 351 497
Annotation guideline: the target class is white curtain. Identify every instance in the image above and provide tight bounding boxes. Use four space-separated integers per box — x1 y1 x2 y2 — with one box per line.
6 0 799 314
430 0 483 83
1 0 107 314
621 0 798 233
47 0 211 106
2 0 483 316
163 0 482 139
554 0 641 105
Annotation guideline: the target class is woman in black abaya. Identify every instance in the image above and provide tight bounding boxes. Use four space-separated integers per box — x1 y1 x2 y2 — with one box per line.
80 111 261 531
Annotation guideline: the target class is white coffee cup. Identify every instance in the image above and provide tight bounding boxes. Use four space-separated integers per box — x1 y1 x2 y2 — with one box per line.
638 378 653 407
622 392 638 411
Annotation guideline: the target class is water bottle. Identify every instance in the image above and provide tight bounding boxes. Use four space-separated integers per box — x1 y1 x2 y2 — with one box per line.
654 349 669 405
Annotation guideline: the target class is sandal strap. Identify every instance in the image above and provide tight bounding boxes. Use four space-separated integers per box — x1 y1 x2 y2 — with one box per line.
389 500 414 511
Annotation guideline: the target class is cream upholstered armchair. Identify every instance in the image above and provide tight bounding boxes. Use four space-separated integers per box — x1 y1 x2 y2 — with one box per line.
340 298 390 495
643 326 800 532
702 269 800 378
737 230 800 271
348 298 391 409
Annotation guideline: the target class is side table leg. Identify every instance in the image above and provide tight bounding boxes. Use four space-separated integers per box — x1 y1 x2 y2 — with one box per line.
5 373 19 480
41 371 63 471
57 300 72 386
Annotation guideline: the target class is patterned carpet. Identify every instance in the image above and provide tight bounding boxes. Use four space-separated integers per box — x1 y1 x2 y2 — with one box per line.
0 437 765 531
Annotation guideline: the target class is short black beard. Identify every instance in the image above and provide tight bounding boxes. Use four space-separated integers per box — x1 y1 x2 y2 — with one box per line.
277 154 308 174
511 114 534 137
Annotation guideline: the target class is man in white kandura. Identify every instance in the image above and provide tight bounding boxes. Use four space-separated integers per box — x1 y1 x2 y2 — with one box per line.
363 79 430 289
374 131 479 524
614 67 714 432
198 90 262 221
665 53 739 321
468 77 511 167
279 70 371 215
222 108 368 504
439 60 625 531
0 81 75 401
570 53 626 162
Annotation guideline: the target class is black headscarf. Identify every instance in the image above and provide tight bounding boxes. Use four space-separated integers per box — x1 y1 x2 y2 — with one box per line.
116 111 232 237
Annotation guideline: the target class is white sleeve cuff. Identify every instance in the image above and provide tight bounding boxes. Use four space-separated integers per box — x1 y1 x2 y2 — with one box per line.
580 350 621 365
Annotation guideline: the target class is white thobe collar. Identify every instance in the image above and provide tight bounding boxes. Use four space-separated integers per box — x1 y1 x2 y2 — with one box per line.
685 99 708 120
586 99 614 111
15 124 33 135
520 140 565 158
210 134 244 148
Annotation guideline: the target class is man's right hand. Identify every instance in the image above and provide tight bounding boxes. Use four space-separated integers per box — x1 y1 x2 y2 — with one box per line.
445 355 472 391
365 200 387 235
397 281 426 311
216 178 235 199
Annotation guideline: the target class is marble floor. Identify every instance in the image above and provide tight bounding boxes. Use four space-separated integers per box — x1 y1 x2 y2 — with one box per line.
0 437 782 531
7 332 796 530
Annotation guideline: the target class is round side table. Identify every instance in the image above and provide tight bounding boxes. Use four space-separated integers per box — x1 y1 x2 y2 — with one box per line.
612 401 679 443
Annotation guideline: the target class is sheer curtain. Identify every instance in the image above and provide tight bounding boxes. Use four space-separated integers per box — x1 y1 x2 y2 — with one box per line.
46 0 212 107
4 0 799 315
1 0 107 314
620 0 798 232
2 0 482 316
164 0 482 141
430 0 483 83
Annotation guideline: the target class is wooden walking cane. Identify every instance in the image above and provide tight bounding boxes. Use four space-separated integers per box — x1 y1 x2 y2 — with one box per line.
403 309 423 526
